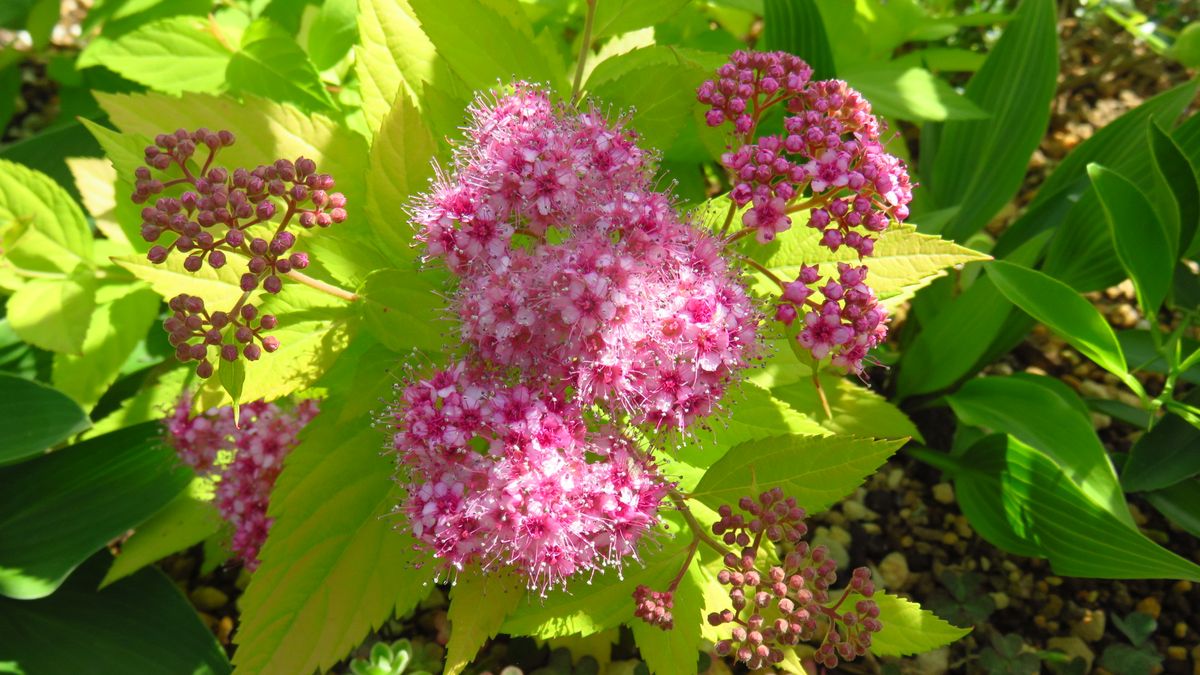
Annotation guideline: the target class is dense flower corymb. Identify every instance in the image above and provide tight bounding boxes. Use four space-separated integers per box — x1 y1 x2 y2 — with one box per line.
166 395 319 570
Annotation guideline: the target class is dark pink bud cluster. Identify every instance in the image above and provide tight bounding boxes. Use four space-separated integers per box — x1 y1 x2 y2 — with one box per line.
633 584 675 630
164 394 319 570
131 128 344 377
699 51 913 374
391 363 670 594
163 294 277 378
703 488 881 670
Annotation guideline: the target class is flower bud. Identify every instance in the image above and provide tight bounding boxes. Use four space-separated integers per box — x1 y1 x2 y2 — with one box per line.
289 252 309 269
208 250 227 268
147 245 169 263
196 360 214 378
264 275 283 294
224 228 245 247
221 344 239 362
241 274 259 292
262 336 280 352
250 238 268 255
243 344 261 361
259 314 278 330
256 200 276 220
240 305 258 321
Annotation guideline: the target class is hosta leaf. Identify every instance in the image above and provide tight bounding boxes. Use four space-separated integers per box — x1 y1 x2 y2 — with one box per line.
52 284 160 411
94 90 382 286
691 435 905 513
867 593 971 656
917 436 1200 581
0 423 192 599
750 223 989 307
364 88 438 260
0 374 90 466
1148 122 1199 253
226 19 337 113
763 0 835 79
930 0 1057 241
444 573 525 675
947 375 1129 524
233 347 432 674
987 261 1133 389
1144 478 1200 539
101 478 222 588
0 553 230 674
1089 164 1173 314
7 266 97 355
76 15 233 95
501 513 693 639
1121 390 1200 492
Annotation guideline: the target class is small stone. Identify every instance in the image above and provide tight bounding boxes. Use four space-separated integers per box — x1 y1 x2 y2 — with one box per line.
1047 576 1063 587
1175 580 1194 593
887 468 904 489
1072 609 1106 642
842 500 877 521
932 482 955 505
990 592 1010 610
1136 596 1162 620
1044 594 1064 618
941 532 959 546
861 522 881 535
1175 622 1188 639
1128 503 1150 527
900 535 914 548
878 552 910 590
811 527 850 571
1090 412 1112 430
190 586 229 611
196 611 217 631
1168 646 1188 661
915 647 949 675
1048 636 1094 672
217 616 234 645
954 515 973 538
980 558 991 572
1078 379 1109 399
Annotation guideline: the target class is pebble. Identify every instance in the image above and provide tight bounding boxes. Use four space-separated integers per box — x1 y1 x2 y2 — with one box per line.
953 515 973 538
1072 609 1106 642
941 532 959 546
841 500 877 521
878 552 910 590
811 527 850 571
1077 379 1109 400
1135 596 1162 620
932 482 955 505
887 468 904 489
991 592 1010 610
1047 636 1095 672
1175 622 1189 639
1174 580 1193 593
1128 503 1150 527
1044 594 1064 618
1167 646 1188 661
915 647 950 675
217 616 234 645
190 586 229 611
861 522 882 536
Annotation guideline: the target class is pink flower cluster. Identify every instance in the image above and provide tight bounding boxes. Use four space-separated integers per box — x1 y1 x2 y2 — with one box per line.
165 395 319 570
699 51 914 374
393 84 760 591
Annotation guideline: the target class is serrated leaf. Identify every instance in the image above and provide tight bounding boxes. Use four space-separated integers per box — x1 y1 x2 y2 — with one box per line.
0 423 193 599
842 64 987 122
0 553 230 674
307 0 357 70
690 435 904 513
444 573 525 675
931 0 1058 241
359 269 448 353
590 0 690 39
101 478 222 588
76 15 233 95
52 284 159 411
364 89 438 260
0 157 93 270
0 374 90 466
987 261 1133 389
112 254 246 309
227 19 337 113
66 156 131 249
233 349 432 674
772 374 922 442
218 356 245 407
867 593 971 656
1089 164 1173 314
750 223 989 307
7 266 97 355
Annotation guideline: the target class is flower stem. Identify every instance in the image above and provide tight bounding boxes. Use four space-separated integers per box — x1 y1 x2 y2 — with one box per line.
717 197 738 237
571 0 597 105
812 369 833 420
739 255 787 290
285 270 359 301
668 489 727 555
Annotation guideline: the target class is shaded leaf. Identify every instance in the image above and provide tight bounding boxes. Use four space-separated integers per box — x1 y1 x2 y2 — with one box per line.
7 266 96 355
101 478 222 587
76 15 233 95
763 0 835 79
842 64 987 122
591 0 691 39
1089 164 1173 314
227 19 337 113
867 592 971 657
0 374 89 466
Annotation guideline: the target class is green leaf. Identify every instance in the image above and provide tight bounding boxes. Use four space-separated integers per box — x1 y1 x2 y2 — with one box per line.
101 478 222 588
51 284 160 411
842 64 987 122
444 573 525 675
690 435 905 513
76 15 233 95
629 565 702 675
227 19 337 113
590 0 690 39
867 592 971 657
1144 478 1200 539
1088 164 1173 314
7 266 97 355
218 356 246 406
359 269 448 353
501 513 693 638
0 553 230 674
1122 395 1200 492
585 46 724 153
0 158 93 265
763 0 835 79
1149 121 1200 255
0 374 90 466
923 435 1200 582
751 223 989 307
364 88 438 260
0 422 193 599
988 260 1133 389
95 90 380 286
772 375 922 442
307 0 358 70
407 0 565 94
930 0 1058 241
233 346 432 674
947 375 1129 524
112 253 246 309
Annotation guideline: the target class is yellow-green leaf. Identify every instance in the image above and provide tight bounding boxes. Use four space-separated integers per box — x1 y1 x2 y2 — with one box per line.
444 573 525 675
